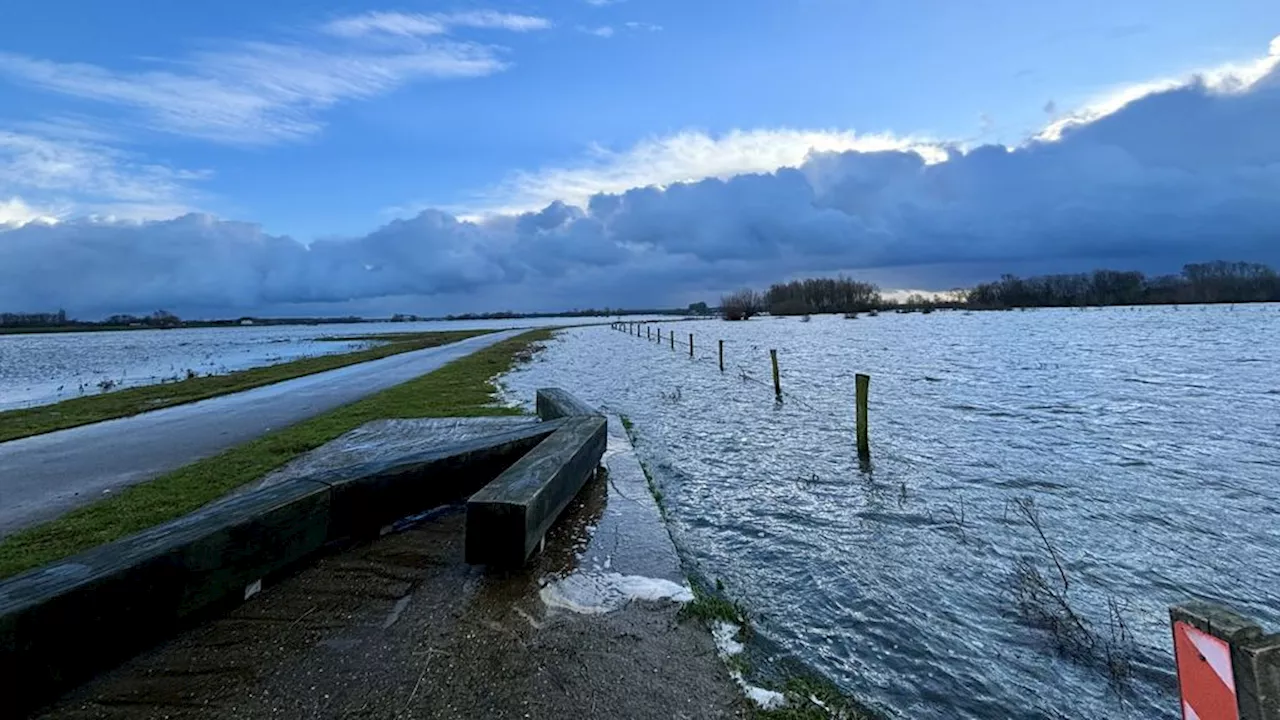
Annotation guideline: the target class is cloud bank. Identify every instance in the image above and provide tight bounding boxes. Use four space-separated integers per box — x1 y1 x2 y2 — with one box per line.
2 37 1279 316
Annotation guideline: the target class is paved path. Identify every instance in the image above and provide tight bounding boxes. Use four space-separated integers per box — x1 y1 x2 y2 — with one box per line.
0 330 521 539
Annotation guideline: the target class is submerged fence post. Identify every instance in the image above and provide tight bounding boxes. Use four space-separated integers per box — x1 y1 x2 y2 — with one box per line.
647 326 651 341
1170 599 1280 720
670 332 675 351
719 340 725 372
856 373 871 460
770 349 782 402
689 333 694 358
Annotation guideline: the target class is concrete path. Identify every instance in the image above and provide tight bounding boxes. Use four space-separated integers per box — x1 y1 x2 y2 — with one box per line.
0 330 521 539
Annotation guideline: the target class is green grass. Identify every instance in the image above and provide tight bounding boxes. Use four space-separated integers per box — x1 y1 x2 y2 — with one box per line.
0 329 554 580
0 330 491 443
621 416 672 521
681 584 750 626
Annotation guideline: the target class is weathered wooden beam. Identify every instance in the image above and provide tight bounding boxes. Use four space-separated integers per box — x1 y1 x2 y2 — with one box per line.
0 479 331 716
0 411 573 716
465 415 607 566
314 420 565 538
536 387 600 421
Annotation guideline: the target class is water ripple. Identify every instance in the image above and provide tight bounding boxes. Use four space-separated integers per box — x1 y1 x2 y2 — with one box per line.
500 305 1280 720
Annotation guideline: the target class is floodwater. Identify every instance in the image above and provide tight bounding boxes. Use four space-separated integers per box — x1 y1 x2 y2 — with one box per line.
499 305 1280 720
0 316 672 411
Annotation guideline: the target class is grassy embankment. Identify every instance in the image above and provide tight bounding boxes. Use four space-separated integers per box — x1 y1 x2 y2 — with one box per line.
0 329 554 580
0 330 491 443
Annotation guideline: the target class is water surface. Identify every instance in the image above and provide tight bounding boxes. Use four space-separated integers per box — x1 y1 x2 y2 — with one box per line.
0 316 673 411
500 305 1280 720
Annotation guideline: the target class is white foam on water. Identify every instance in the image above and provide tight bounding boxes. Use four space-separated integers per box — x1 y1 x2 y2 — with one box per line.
712 620 788 711
539 571 694 614
743 683 787 710
712 620 744 656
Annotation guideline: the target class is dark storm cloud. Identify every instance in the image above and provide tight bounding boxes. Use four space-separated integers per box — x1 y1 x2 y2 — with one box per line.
3 57 1279 316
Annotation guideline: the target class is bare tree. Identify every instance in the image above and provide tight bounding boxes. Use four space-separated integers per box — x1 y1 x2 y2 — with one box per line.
720 288 763 321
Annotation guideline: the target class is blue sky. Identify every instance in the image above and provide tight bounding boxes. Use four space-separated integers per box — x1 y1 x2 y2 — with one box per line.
1 1 1279 316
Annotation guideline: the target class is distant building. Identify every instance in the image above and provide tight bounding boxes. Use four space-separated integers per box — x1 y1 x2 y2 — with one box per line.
239 318 255 326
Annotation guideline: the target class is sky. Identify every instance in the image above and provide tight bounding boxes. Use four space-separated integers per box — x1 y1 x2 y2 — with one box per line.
1 1 1278 317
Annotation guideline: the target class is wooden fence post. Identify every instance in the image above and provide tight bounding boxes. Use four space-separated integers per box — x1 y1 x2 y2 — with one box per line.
670 332 675 351
719 340 724 372
689 333 694 358
770 350 781 402
856 373 871 460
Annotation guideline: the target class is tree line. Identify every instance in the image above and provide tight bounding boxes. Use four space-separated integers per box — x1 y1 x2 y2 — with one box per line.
0 309 184 330
720 277 884 320
719 260 1280 319
966 261 1280 309
721 276 885 319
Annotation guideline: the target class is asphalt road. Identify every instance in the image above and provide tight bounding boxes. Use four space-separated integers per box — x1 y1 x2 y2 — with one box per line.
0 330 521 539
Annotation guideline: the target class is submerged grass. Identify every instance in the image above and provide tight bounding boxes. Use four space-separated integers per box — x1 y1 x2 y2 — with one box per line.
620 413 874 719
0 330 491 443
682 582 875 719
682 584 751 626
755 676 877 719
621 415 669 516
0 329 553 580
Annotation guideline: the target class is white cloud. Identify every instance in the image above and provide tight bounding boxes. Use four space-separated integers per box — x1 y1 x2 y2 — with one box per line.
458 128 946 217
0 197 57 227
0 129 207 220
322 10 552 38
446 10 553 32
579 25 616 38
624 21 663 32
0 16 524 145
322 12 448 38
1037 33 1280 142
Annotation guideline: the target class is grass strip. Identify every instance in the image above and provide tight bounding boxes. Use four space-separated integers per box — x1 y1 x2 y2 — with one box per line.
0 330 491 443
0 329 554 580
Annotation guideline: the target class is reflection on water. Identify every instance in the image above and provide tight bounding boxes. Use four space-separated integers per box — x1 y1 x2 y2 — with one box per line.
500 304 1280 720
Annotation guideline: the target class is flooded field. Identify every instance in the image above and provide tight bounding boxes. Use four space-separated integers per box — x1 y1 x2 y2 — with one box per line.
499 305 1280 720
0 316 666 411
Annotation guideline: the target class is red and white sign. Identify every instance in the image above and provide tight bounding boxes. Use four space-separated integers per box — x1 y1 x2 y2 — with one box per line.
1173 620 1238 720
